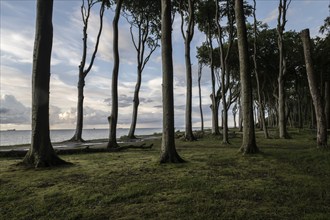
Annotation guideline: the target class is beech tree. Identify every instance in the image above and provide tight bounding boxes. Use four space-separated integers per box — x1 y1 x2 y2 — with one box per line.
252 0 269 138
301 29 328 148
178 0 196 141
160 0 184 163
123 0 160 139
23 0 68 167
235 0 258 154
196 0 220 135
107 0 123 149
71 0 108 142
277 0 291 138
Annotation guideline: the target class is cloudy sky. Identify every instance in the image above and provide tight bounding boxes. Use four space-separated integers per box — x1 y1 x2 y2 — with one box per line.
0 0 328 131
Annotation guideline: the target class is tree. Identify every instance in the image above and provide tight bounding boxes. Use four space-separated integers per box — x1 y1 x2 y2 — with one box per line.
71 0 107 142
107 0 123 149
196 0 220 135
301 29 328 148
252 0 269 138
178 0 196 141
198 61 204 133
235 0 258 154
123 0 160 139
160 0 184 163
277 0 291 138
23 0 68 167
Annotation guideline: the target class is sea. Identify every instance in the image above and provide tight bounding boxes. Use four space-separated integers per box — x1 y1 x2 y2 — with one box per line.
0 128 163 147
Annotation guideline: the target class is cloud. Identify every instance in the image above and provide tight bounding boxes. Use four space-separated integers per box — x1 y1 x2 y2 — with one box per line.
0 95 31 124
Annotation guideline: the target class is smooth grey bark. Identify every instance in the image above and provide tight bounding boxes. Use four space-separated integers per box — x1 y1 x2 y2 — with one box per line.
160 0 184 163
198 62 204 133
252 0 269 139
277 0 291 139
235 0 259 154
180 0 196 141
107 0 123 149
23 0 68 167
301 29 328 148
71 0 105 142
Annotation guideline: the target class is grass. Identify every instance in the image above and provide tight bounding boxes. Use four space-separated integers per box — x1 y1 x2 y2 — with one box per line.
0 129 330 219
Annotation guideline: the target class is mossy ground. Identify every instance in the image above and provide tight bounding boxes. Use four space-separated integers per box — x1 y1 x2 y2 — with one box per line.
0 129 329 219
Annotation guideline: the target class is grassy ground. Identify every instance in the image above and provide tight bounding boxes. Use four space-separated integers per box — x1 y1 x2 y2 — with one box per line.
0 129 329 219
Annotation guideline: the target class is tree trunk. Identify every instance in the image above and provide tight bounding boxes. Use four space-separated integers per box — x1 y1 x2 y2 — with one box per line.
238 96 243 132
198 63 204 133
301 29 327 148
208 35 220 135
325 81 330 129
235 0 259 154
71 75 85 142
71 1 105 142
23 0 67 167
277 0 290 139
160 0 184 163
107 0 123 149
253 0 269 139
128 67 141 139
179 0 195 141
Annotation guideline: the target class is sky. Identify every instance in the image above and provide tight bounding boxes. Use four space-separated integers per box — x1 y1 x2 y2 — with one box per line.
0 0 329 131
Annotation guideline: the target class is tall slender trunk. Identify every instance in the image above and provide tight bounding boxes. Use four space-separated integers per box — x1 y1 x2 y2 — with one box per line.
253 0 269 139
198 63 204 133
184 32 195 141
71 75 85 142
301 29 327 148
23 0 67 167
235 0 258 154
208 34 220 135
277 0 290 139
128 67 142 139
238 96 243 132
160 0 184 163
107 0 123 149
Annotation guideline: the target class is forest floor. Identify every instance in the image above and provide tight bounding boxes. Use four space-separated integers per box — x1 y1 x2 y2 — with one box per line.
0 129 329 219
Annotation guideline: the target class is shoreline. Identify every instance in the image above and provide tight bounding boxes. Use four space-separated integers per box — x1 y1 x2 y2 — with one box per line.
0 134 162 156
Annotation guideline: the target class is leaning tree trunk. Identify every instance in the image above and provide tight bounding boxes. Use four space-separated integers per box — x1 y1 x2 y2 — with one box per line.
107 0 123 149
160 0 184 163
23 0 67 167
301 29 327 148
235 0 259 154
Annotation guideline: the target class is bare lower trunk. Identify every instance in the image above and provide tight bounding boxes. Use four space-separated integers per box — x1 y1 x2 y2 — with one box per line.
325 81 330 129
23 0 67 167
198 63 204 133
301 29 327 148
128 68 142 139
235 0 258 154
107 0 123 149
209 37 219 135
160 0 184 163
184 37 195 141
71 76 85 142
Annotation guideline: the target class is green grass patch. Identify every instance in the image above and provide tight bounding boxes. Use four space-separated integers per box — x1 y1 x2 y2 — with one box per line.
0 129 329 219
